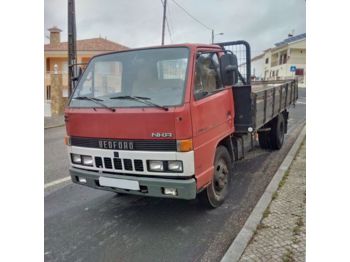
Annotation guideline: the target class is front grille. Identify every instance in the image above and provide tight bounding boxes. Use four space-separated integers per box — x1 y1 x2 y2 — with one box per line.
104 158 113 169
95 157 103 168
113 158 122 170
123 159 133 171
94 157 145 173
134 159 144 171
70 137 177 151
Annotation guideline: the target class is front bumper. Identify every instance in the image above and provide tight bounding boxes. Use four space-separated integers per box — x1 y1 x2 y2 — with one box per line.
70 167 197 200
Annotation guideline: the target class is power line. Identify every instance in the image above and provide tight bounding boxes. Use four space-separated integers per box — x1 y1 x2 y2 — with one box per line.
166 1 176 38
170 0 212 31
161 0 173 43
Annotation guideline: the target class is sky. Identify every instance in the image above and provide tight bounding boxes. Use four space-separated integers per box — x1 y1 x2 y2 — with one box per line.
44 0 306 57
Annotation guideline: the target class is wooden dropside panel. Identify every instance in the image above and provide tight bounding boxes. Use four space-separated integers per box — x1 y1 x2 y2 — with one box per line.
251 80 297 130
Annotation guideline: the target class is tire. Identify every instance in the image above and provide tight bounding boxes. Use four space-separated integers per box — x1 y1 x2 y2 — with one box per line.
258 131 271 149
270 114 285 150
199 146 233 208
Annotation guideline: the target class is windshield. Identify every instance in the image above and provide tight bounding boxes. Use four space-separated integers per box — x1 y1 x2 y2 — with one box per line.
70 47 189 108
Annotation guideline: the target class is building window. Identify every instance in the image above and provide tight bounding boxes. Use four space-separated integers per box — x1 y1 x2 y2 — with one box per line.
279 53 287 65
157 58 187 80
265 58 269 64
283 54 287 64
46 58 50 72
46 85 51 100
93 61 123 96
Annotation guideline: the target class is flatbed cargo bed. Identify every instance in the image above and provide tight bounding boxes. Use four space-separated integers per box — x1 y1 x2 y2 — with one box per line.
217 41 298 134
251 79 298 130
231 79 298 133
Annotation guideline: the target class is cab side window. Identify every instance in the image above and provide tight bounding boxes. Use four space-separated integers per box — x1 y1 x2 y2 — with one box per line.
194 52 222 99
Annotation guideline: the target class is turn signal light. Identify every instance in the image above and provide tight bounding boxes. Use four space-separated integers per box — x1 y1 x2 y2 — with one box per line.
177 139 193 152
64 136 71 146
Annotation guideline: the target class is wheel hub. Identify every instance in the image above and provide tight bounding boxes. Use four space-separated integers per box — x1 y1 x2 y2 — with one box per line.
214 159 228 193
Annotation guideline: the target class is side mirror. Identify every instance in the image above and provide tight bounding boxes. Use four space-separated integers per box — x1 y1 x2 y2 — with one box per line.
72 67 83 82
220 53 238 86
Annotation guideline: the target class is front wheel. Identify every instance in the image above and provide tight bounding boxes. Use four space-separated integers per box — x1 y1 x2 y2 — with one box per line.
199 146 233 208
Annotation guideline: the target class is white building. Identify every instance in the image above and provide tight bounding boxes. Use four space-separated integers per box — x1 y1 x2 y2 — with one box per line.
251 53 264 80
251 33 306 87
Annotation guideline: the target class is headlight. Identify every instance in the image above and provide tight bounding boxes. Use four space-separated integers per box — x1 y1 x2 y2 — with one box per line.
82 155 93 166
71 154 82 164
167 161 183 172
71 154 93 166
148 160 164 171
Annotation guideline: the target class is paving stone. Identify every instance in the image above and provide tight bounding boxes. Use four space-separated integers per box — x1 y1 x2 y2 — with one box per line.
239 141 306 262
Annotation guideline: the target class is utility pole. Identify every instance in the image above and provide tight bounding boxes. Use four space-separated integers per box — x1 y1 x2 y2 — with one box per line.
212 30 224 44
161 0 167 45
68 0 77 96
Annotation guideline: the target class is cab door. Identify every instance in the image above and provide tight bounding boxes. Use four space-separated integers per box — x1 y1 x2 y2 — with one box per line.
190 50 234 189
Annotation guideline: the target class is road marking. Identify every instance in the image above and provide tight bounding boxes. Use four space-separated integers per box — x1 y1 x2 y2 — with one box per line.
296 101 306 105
44 176 71 189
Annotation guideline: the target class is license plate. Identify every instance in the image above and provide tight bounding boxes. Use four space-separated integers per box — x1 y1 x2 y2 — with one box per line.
99 177 140 190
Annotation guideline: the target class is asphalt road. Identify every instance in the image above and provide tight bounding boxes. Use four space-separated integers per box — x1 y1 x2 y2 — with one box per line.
44 126 69 184
44 88 306 262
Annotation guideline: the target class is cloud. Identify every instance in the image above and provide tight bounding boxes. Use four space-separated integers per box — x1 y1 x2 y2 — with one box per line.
44 0 305 56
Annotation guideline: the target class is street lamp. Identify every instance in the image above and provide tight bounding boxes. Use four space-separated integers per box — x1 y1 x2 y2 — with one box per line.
211 30 224 44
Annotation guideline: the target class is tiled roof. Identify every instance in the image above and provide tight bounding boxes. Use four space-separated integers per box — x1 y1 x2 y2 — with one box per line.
274 33 306 47
44 37 128 52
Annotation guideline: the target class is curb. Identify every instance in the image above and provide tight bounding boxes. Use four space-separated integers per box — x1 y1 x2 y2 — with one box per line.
220 124 306 262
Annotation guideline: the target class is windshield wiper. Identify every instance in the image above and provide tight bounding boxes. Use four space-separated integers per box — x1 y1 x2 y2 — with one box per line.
110 95 168 111
73 96 116 112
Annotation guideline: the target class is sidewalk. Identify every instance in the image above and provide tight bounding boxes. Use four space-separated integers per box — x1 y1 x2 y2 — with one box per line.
44 115 64 129
239 140 306 262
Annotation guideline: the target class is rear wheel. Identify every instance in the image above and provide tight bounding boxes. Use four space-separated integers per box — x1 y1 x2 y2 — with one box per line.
270 114 285 150
258 113 286 150
258 131 270 149
199 146 232 208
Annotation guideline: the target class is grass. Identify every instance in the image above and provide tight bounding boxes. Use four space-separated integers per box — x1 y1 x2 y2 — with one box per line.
293 225 300 235
282 249 295 262
278 170 290 188
262 207 271 219
296 217 304 227
292 237 300 244
272 191 278 200
256 223 269 230
293 216 304 236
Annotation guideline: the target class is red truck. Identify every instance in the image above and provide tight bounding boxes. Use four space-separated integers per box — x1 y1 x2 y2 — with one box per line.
64 41 298 208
